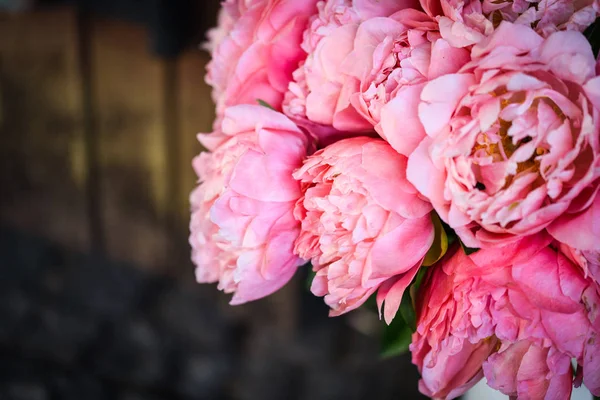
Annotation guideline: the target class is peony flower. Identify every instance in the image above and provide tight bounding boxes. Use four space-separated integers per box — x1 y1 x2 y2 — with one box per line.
189 105 313 304
417 336 498 399
283 0 423 139
411 233 600 399
419 0 600 47
407 23 600 248
293 137 434 322
482 341 574 400
373 9 470 156
206 0 319 118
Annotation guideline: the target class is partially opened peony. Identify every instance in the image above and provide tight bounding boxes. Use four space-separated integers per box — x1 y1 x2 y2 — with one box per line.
374 9 470 156
284 0 434 140
419 0 600 47
206 0 319 118
190 105 312 304
293 137 434 323
407 23 600 248
411 234 600 399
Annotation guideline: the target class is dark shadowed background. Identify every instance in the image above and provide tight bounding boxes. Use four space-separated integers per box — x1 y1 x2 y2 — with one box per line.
0 1 426 399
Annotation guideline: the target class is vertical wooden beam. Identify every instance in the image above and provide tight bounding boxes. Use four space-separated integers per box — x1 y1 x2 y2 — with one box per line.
76 8 105 254
89 17 171 271
0 9 90 250
168 50 213 276
175 50 213 225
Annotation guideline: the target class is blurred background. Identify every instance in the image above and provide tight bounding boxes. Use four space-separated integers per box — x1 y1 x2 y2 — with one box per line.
0 1 426 399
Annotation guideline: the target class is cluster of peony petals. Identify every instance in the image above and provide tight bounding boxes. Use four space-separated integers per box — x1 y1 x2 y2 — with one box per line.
206 0 319 118
283 0 418 135
419 0 600 47
189 105 312 304
283 0 472 145
293 137 434 322
411 233 600 399
196 1 600 398
406 23 600 249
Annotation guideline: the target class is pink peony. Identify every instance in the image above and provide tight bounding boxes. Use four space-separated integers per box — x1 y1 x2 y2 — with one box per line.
482 340 575 400
206 0 319 117
189 105 312 304
283 0 427 139
420 0 600 47
293 137 434 323
407 23 600 248
373 10 470 157
411 233 600 399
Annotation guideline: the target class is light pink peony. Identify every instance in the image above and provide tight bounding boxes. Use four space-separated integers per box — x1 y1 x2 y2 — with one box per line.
419 0 600 47
407 23 600 248
206 0 319 117
293 137 434 323
189 104 312 304
411 233 600 399
283 0 427 139
373 10 471 156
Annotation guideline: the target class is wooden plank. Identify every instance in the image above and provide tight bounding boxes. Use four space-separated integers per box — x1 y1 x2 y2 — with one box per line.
89 17 171 271
175 50 213 225
0 9 89 250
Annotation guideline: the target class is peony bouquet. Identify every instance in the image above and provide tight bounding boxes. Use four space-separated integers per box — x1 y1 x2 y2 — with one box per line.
190 0 600 398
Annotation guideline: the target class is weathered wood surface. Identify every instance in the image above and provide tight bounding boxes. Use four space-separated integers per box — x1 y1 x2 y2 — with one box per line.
89 17 172 271
0 9 214 273
0 9 90 250
175 52 212 226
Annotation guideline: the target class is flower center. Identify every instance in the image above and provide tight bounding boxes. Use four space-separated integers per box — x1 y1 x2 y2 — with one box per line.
484 0 539 29
470 88 566 191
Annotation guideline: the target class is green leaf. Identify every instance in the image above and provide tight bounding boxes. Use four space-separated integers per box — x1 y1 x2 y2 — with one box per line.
399 291 416 331
440 220 458 246
381 316 413 358
257 99 275 110
460 240 480 256
423 213 449 266
409 267 427 310
381 264 431 356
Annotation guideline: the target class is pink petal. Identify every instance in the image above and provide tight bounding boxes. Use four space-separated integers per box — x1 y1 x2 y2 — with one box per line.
419 73 475 137
379 83 427 156
548 195 600 252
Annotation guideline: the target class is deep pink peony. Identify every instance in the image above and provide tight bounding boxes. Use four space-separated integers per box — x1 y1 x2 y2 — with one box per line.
206 0 318 118
293 137 434 323
419 0 600 47
482 340 575 400
284 0 437 140
411 234 600 399
407 23 600 248
189 105 312 304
